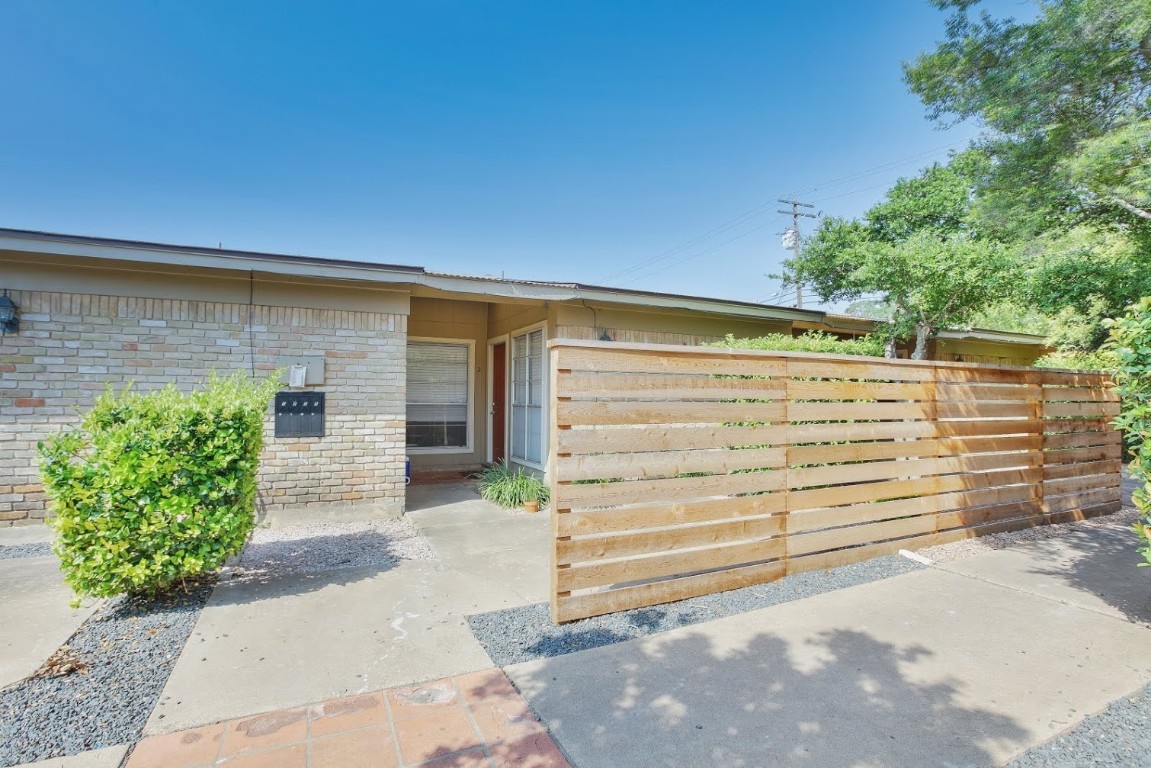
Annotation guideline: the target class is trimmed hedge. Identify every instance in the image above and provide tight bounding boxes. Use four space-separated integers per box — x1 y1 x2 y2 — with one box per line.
1108 297 1151 566
1033 349 1119 372
38 373 278 600
710 330 885 357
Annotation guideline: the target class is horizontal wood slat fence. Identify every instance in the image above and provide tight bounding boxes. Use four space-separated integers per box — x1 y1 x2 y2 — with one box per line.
548 340 1123 623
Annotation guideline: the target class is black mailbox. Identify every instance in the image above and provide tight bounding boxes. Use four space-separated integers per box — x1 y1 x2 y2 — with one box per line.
275 391 325 438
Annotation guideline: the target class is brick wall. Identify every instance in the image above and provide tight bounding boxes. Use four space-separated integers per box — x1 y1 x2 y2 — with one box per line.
0 290 407 526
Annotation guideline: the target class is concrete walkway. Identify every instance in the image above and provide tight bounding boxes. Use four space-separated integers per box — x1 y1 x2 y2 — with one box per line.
147 486 550 735
0 524 99 690
506 517 1151 768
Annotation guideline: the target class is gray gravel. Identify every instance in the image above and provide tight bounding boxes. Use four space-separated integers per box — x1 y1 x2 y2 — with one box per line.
0 582 212 767
231 517 436 580
469 554 925 666
1007 680 1151 767
0 542 54 560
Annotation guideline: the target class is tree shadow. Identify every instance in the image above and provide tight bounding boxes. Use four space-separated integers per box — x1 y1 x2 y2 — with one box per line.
1020 517 1151 625
507 628 1031 768
209 529 434 607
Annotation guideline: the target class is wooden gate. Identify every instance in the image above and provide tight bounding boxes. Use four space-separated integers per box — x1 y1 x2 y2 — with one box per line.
548 340 1123 623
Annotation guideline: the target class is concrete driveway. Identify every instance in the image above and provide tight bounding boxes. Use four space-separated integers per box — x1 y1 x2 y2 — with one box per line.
506 516 1151 768
147 484 550 735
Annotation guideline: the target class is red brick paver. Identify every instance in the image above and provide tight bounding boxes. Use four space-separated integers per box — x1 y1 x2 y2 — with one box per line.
126 670 570 768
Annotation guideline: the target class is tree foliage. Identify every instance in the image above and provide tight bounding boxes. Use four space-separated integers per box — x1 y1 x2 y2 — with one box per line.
904 0 1151 237
1107 297 1151 564
780 157 1016 358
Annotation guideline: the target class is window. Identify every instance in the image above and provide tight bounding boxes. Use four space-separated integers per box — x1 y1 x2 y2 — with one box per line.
510 327 545 465
407 341 471 450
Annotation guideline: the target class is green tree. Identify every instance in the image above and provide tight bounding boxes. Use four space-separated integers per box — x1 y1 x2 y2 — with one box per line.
781 156 1016 358
904 0 1151 238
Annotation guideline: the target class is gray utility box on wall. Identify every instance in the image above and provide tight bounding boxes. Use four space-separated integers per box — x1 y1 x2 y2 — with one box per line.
275 391 325 438
279 356 325 386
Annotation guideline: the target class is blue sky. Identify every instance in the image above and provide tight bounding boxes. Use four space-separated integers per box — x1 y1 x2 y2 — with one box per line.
1 1 1014 308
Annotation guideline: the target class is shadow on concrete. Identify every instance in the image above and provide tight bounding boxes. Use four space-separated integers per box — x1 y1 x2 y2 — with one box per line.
504 628 1030 767
209 530 418 606
1024 521 1151 625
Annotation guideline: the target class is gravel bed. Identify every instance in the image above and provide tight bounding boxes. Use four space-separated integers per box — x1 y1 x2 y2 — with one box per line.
1007 680 1151 767
0 542 54 560
469 554 925 666
231 517 436 579
0 582 213 767
919 507 1141 564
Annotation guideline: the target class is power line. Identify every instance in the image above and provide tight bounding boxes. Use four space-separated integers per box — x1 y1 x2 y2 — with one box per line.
598 139 971 289
600 201 774 283
793 139 970 196
615 219 779 287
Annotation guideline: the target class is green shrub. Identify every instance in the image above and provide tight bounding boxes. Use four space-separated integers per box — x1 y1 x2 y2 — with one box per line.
1033 349 1119 371
709 330 886 357
476 460 550 508
38 372 278 600
1107 297 1151 566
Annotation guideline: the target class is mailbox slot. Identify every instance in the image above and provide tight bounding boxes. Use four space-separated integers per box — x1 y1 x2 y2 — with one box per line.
275 391 325 438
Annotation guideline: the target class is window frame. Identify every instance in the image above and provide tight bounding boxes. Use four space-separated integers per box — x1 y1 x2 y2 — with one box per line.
507 321 548 471
405 336 476 455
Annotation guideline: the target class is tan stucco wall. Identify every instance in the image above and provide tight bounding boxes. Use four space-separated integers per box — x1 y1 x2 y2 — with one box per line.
934 337 1047 366
551 303 793 345
407 297 490 472
0 250 410 315
488 302 549 339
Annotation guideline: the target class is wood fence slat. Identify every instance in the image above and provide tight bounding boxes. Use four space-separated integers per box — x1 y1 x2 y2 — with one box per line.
556 469 786 510
785 359 936 381
1041 387 1119 403
788 401 934 422
1042 487 1123 514
935 383 1038 401
1043 431 1123 449
1043 444 1123 465
937 401 1035 419
555 446 787 482
1042 418 1113 433
557 425 779 455
557 400 785 426
1043 474 1123 497
786 380 933 401
556 537 787 592
557 495 787 537
557 372 787 400
1042 459 1123 481
788 438 941 467
554 560 787 623
556 514 786 565
1043 401 1121 418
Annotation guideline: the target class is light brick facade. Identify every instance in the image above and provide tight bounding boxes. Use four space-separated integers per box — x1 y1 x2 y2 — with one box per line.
0 290 407 525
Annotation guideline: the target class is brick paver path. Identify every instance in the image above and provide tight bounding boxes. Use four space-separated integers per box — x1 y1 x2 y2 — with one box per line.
126 669 570 768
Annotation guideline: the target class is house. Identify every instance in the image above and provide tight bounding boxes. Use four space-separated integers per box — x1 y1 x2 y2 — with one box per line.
0 227 1049 525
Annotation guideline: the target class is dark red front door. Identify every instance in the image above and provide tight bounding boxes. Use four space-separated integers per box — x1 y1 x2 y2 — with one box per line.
492 342 507 463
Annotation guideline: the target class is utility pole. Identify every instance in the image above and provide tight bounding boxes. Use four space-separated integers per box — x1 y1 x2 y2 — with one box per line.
777 197 817 308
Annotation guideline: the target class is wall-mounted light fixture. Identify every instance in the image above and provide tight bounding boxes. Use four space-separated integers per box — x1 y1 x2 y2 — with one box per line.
599 330 612 342
0 290 18 334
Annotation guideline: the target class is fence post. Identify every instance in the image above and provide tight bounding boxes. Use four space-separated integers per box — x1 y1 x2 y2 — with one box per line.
549 345 572 624
1029 371 1046 518
781 357 792 575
